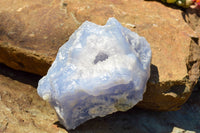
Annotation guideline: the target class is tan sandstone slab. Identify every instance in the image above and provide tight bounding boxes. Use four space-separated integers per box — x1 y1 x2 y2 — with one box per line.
0 64 66 133
0 0 199 111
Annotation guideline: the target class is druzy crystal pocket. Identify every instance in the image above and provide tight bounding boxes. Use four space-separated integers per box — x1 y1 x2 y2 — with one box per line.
37 18 152 130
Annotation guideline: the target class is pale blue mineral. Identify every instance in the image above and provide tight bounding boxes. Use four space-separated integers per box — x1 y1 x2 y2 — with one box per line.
37 18 152 130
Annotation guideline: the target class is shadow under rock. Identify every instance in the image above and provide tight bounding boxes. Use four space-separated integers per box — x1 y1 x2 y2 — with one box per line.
182 8 200 19
182 7 200 39
0 63 42 88
148 64 159 83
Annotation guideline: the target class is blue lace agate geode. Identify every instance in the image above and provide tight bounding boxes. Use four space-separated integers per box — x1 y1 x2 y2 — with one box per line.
37 18 152 130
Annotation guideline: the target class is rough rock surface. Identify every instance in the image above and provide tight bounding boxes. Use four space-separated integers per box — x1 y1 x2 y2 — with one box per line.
0 0 200 111
0 64 199 132
0 64 66 133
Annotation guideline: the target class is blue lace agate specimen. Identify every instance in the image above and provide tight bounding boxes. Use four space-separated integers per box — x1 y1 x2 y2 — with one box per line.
37 18 152 130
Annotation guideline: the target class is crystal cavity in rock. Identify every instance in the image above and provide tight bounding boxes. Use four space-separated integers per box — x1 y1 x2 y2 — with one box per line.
94 52 109 64
37 17 152 130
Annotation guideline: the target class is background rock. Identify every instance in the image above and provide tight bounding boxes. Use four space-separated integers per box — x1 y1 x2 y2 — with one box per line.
0 64 66 133
0 63 199 132
0 0 199 111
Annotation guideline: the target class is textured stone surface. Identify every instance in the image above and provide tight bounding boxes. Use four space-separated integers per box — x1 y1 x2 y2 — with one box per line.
0 0 199 111
0 64 66 133
0 64 199 132
37 18 152 130
184 8 200 81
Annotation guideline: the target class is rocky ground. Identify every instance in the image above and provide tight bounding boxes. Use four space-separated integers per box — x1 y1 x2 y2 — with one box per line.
0 64 199 133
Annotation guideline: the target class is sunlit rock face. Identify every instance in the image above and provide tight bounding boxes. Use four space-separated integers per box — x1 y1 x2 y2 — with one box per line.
37 18 152 130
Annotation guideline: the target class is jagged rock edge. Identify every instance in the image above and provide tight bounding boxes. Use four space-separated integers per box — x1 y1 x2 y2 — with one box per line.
0 41 53 76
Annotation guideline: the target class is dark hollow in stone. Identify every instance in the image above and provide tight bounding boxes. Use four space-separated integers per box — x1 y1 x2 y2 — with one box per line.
93 52 109 64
